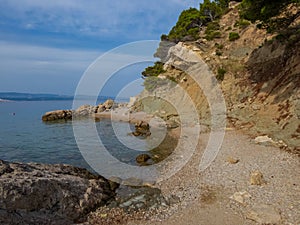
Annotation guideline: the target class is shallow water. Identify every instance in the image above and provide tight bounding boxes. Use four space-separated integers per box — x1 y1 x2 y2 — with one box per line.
0 100 172 172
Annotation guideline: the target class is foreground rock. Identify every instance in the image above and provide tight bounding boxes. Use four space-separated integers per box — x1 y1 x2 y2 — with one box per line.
0 160 115 225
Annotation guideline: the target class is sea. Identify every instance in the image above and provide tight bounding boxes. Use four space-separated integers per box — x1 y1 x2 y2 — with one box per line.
0 100 163 172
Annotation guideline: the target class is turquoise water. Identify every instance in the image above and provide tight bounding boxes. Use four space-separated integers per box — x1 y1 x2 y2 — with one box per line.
0 100 152 170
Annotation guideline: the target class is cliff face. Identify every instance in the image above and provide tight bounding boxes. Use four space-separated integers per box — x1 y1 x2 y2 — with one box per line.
135 3 300 154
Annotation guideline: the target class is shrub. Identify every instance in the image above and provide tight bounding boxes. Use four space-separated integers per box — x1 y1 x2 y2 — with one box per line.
167 8 203 42
234 19 251 29
205 21 221 40
229 32 240 41
143 77 174 92
142 62 165 78
226 26 232 31
216 67 227 81
215 43 224 49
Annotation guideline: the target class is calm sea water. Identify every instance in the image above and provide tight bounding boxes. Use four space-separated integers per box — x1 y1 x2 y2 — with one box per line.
0 100 158 171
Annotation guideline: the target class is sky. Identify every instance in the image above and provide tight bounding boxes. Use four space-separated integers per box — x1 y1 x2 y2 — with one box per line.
0 0 200 97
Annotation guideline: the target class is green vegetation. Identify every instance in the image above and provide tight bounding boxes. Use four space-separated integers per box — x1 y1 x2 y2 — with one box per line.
164 0 231 43
234 19 251 29
217 67 227 81
143 77 176 92
205 21 221 40
141 62 165 78
229 32 240 41
215 43 224 49
239 0 299 33
166 8 203 43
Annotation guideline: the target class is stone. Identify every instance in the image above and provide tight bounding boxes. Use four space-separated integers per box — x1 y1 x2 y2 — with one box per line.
122 177 143 187
116 187 166 211
227 156 239 164
132 121 151 137
74 105 97 116
136 154 151 164
254 135 276 146
103 99 114 110
230 191 251 204
250 170 265 185
246 204 282 224
0 159 115 224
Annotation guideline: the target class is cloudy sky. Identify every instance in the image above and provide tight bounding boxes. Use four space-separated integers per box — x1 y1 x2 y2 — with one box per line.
0 0 200 96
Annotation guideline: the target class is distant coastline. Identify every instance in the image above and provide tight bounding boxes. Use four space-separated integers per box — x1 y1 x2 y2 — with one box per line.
0 92 129 102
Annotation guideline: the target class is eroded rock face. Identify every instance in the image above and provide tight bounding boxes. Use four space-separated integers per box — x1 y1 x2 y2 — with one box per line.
0 160 115 225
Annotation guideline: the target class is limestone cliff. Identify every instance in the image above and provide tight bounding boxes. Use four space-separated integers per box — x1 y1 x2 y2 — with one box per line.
135 3 300 154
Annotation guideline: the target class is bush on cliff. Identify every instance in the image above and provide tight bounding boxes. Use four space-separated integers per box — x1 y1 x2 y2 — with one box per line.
142 62 165 78
164 0 230 43
239 0 298 23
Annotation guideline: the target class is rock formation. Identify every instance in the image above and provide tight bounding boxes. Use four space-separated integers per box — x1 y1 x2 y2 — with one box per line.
0 160 115 224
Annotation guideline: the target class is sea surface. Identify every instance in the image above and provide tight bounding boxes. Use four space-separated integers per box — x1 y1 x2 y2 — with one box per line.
0 100 162 171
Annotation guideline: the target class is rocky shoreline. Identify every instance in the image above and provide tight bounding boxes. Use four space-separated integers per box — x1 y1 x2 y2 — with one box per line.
0 158 172 225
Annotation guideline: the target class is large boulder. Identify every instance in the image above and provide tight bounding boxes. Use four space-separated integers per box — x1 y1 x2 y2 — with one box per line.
42 110 73 121
0 160 115 224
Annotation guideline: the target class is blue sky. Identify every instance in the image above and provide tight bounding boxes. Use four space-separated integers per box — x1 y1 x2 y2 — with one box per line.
0 0 200 97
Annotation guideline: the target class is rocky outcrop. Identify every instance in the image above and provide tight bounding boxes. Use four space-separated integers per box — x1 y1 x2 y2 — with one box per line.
42 99 117 122
0 159 115 224
42 110 73 121
135 3 300 154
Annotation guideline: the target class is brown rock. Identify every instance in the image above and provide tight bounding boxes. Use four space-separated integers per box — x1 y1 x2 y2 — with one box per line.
42 110 73 121
227 157 240 164
136 154 151 164
103 99 114 110
250 170 265 185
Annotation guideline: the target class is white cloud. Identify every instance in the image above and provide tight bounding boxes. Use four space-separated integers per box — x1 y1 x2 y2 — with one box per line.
0 0 200 38
0 41 157 95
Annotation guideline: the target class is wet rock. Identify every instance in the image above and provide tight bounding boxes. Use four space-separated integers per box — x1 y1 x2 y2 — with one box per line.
246 204 282 224
0 159 115 225
132 121 151 137
250 170 266 185
42 110 73 121
136 154 151 164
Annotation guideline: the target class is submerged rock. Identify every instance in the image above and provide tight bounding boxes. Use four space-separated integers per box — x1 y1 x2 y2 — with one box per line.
0 159 115 225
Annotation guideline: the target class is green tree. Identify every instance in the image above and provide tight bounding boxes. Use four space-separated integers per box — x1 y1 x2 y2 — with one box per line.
200 0 222 22
240 0 294 22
